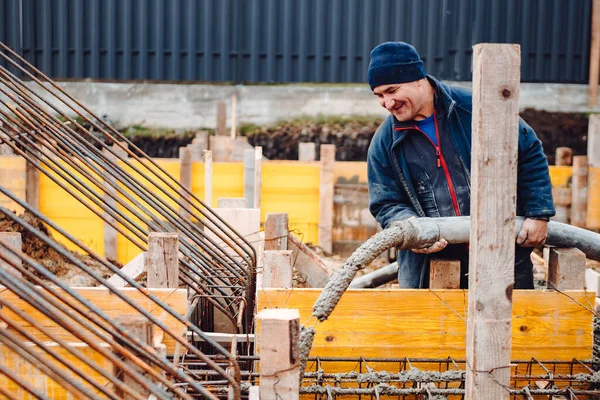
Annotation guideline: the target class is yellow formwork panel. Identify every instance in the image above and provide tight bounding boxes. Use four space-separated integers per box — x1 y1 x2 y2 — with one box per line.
334 161 368 184
549 165 573 187
0 156 26 214
587 167 600 229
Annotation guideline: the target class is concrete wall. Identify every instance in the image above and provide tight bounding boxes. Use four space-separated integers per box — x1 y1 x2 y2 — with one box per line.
24 80 600 129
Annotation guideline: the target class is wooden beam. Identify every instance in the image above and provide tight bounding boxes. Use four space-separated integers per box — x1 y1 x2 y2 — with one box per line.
287 233 331 288
178 147 192 221
318 144 335 254
466 43 520 399
254 146 262 210
298 142 316 161
103 143 128 261
105 251 147 287
588 166 600 229
258 308 300 400
230 94 237 139
264 213 289 251
0 232 22 278
209 136 233 161
216 100 227 136
217 197 247 208
589 0 600 106
552 186 571 224
243 148 254 208
429 259 460 289
25 155 40 211
571 156 588 228
204 150 213 208
263 250 293 289
589 115 600 168
146 232 179 289
547 247 586 290
555 147 573 166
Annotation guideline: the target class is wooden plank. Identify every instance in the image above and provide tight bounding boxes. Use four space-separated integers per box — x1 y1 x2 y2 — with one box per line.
230 94 237 139
216 100 227 136
298 142 316 161
589 0 600 106
552 187 571 224
318 144 335 254
0 232 22 278
467 43 521 399
256 289 593 361
146 232 179 289
105 251 147 287
0 287 187 353
204 150 213 207
209 136 233 162
287 233 331 288
264 212 289 251
244 148 255 208
548 248 586 290
217 197 247 208
254 146 262 210
25 157 40 210
178 146 192 221
588 167 600 229
571 156 588 228
113 315 152 399
263 250 293 289
429 259 460 289
589 115 600 168
258 308 300 400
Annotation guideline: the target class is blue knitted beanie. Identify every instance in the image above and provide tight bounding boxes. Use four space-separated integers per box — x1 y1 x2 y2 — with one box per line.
368 42 426 90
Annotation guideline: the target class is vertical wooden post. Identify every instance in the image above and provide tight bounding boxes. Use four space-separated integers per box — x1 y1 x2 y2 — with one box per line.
555 147 573 166
589 115 600 168
429 259 460 289
571 156 588 228
216 101 227 136
103 144 128 261
244 148 255 208
25 156 40 211
318 144 335 254
589 0 600 106
552 187 571 224
146 232 179 289
298 142 316 161
258 308 300 400
113 315 153 400
230 94 237 140
466 43 520 400
263 250 293 288
0 232 22 278
254 146 262 210
204 150 213 208
265 213 289 251
547 247 586 290
588 115 600 229
179 147 192 221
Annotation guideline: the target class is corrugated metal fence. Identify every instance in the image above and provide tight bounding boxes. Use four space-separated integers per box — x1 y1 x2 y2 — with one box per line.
0 0 592 83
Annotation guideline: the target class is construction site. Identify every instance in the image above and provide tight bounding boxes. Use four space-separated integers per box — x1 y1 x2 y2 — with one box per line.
1 1 600 399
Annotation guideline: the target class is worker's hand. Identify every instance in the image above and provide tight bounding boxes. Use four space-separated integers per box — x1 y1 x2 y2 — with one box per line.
412 239 448 254
516 218 548 247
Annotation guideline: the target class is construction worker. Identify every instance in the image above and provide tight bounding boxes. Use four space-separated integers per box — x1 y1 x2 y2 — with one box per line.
366 42 555 289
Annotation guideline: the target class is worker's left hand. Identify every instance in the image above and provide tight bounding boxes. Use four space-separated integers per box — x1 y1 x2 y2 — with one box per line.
516 218 548 247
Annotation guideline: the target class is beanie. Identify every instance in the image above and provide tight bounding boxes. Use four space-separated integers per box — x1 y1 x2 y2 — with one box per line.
367 42 426 90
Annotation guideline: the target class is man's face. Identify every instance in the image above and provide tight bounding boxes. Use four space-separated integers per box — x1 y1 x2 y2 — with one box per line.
373 80 424 122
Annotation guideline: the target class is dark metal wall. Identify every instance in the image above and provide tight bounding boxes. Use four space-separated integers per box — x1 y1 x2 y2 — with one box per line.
0 0 592 83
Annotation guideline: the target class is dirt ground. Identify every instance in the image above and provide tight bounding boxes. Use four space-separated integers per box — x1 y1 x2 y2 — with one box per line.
0 210 115 286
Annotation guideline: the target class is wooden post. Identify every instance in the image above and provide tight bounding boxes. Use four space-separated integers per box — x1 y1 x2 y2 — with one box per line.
204 150 213 208
552 187 571 224
0 232 22 278
146 232 179 289
265 213 289 251
230 94 237 140
216 101 227 136
547 247 586 290
258 308 300 400
179 147 192 221
589 0 600 106
103 144 128 261
318 144 335 254
263 250 293 289
254 146 262 210
571 156 588 228
218 198 247 208
555 147 573 166
588 115 600 230
298 142 316 161
429 259 460 289
466 43 520 400
589 115 600 168
244 148 255 208
25 156 40 211
113 315 153 400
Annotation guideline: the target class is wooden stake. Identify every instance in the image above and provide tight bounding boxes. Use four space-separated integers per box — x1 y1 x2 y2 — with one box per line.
318 144 335 254
244 148 255 208
218 198 247 208
466 43 520 400
263 250 293 288
230 94 237 140
216 101 227 136
265 213 289 251
555 147 573 166
552 187 572 224
287 232 331 288
589 115 600 168
258 308 300 400
0 232 22 278
102 144 128 261
204 150 213 208
146 232 179 289
548 247 586 290
254 146 262 210
571 156 588 228
429 259 460 289
178 147 192 221
588 116 600 229
25 156 39 211
589 0 600 106
298 142 316 161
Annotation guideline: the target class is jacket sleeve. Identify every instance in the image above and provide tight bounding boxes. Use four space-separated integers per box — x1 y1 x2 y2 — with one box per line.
367 135 418 229
516 119 556 218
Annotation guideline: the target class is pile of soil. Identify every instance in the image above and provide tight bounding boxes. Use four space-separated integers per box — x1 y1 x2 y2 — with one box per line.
0 210 114 286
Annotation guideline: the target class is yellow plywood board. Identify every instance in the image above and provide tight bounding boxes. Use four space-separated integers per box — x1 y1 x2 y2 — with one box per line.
257 289 594 360
0 287 187 354
549 165 572 187
334 161 368 184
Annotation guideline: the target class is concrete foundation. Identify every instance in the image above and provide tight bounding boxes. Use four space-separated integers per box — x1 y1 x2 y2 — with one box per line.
24 80 600 129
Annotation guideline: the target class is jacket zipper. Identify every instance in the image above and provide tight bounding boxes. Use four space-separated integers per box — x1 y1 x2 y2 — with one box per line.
395 112 461 216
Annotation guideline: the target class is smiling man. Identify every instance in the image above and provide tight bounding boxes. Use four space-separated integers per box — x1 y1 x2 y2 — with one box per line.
366 41 555 289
